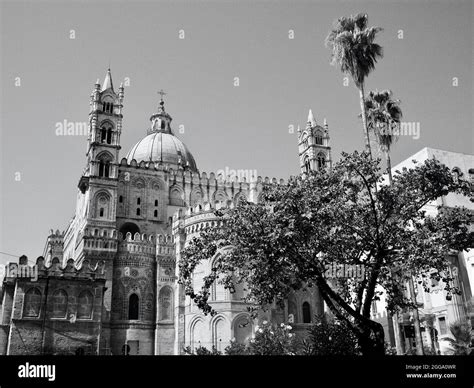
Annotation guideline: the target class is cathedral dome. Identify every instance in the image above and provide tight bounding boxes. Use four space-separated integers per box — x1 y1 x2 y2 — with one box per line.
126 94 198 171
126 131 198 171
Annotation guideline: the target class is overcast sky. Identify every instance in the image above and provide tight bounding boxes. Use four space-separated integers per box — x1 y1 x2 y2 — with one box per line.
0 0 472 266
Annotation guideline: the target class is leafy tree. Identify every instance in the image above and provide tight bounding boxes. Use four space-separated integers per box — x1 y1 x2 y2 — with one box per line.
179 151 473 355
307 314 360 355
325 13 383 156
443 320 473 355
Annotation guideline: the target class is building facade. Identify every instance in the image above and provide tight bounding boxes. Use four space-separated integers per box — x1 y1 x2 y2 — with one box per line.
0 69 330 355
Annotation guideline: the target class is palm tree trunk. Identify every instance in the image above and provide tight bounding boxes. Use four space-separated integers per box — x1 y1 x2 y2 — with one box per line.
359 84 373 158
385 145 405 354
386 150 393 185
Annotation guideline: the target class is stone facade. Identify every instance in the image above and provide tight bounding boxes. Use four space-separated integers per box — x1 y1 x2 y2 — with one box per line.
0 69 330 355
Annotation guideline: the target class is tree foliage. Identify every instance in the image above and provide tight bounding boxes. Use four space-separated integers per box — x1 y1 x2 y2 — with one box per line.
178 151 473 355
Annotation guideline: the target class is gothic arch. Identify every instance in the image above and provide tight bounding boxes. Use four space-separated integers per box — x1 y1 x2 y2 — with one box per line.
158 286 173 321
314 129 324 145
23 287 42 317
190 188 203 206
213 190 227 204
51 289 68 318
232 313 253 344
211 314 230 351
93 190 111 219
189 316 206 350
317 152 326 171
169 186 185 206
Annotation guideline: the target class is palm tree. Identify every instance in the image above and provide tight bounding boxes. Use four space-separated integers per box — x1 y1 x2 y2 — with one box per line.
443 320 473 355
363 89 405 354
364 89 402 184
325 13 383 157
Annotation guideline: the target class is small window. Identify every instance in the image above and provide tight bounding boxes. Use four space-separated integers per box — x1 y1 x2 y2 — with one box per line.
137 197 141 205
129 294 139 320
52 290 68 318
154 200 158 206
161 120 166 130
99 208 104 217
136 208 141 216
302 301 311 323
106 129 112 144
24 288 42 317
154 210 158 218
77 291 93 319
119 196 123 203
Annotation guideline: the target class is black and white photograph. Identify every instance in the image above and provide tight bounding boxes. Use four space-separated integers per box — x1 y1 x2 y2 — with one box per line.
0 0 473 386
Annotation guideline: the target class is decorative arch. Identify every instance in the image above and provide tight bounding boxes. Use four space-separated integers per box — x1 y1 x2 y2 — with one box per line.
52 289 68 318
128 293 140 320
93 190 111 219
314 129 324 145
213 190 227 204
234 192 247 204
23 287 42 317
317 152 326 171
190 188 203 206
211 314 230 351
304 155 311 173
170 186 185 206
190 316 206 350
158 286 173 321
77 290 93 319
233 313 253 344
97 151 113 178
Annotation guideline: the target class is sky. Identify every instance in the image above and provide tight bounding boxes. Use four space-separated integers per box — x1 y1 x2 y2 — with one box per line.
0 0 472 266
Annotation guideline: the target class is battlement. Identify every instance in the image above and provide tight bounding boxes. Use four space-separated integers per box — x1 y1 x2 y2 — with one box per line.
118 157 287 188
2 255 106 282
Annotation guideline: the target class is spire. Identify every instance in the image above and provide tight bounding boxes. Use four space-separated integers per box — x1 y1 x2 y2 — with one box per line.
101 68 114 91
148 89 173 135
307 109 316 127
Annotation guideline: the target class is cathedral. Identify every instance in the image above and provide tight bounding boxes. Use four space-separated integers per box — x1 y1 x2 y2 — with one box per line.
0 69 332 355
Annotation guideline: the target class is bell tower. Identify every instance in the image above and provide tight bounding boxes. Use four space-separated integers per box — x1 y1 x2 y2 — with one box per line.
298 109 332 174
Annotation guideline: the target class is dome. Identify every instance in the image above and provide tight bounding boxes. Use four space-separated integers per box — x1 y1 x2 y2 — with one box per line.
126 131 198 171
126 95 198 171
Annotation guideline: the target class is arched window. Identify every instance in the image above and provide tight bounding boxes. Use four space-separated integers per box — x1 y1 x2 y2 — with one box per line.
100 128 107 143
128 294 139 320
52 289 68 318
304 157 311 173
119 195 123 203
136 208 141 216
106 128 112 144
137 197 141 205
161 120 166 129
24 288 42 317
317 153 326 171
154 199 158 206
302 301 311 323
154 209 158 218
234 316 253 344
315 131 323 145
99 208 104 217
159 287 173 321
77 291 93 319
98 160 110 178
